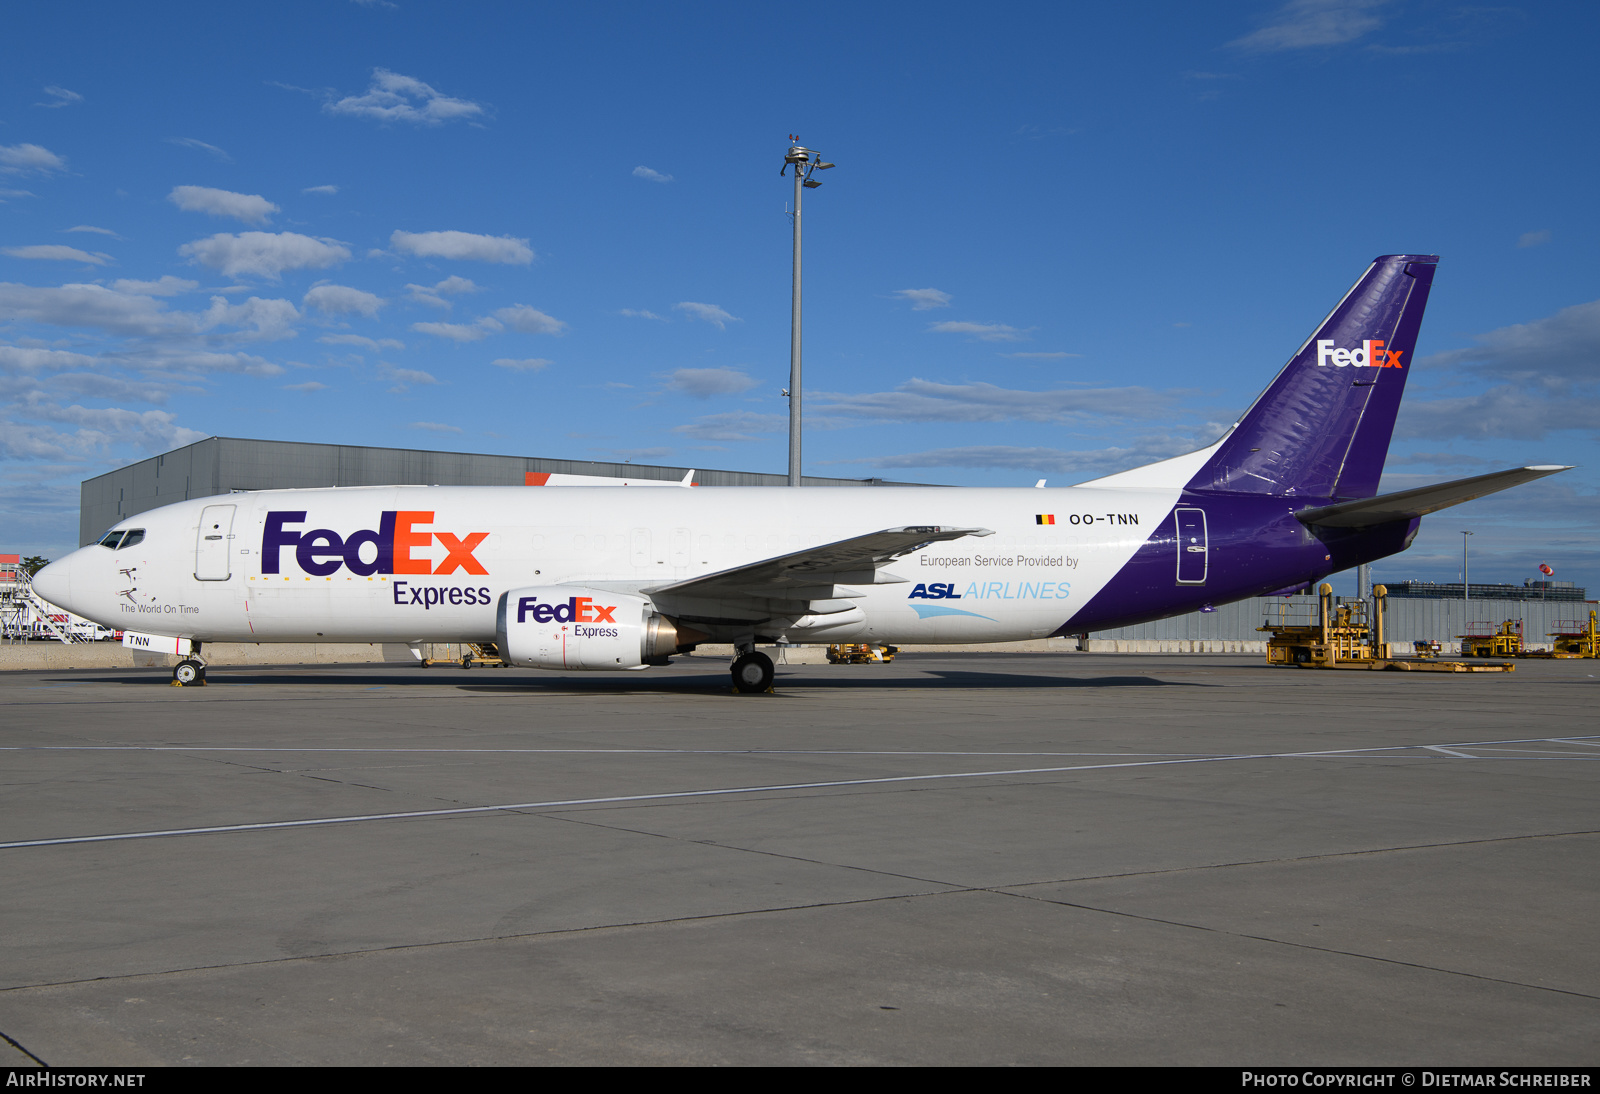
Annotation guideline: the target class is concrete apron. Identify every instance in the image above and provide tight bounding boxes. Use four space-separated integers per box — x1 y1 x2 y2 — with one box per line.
0 636 1271 671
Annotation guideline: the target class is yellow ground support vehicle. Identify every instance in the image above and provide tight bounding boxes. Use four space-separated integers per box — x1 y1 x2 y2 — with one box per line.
1460 620 1524 658
422 641 508 668
826 644 898 664
1261 584 1512 672
1548 611 1600 658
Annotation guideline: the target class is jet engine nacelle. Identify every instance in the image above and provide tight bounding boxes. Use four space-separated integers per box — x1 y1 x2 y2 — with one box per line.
496 586 686 670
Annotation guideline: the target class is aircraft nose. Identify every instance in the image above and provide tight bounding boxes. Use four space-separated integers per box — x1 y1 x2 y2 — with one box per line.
30 556 74 611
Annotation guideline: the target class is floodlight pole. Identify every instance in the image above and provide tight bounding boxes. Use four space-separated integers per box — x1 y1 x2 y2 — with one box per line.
782 139 833 487
788 151 804 487
1461 530 1473 623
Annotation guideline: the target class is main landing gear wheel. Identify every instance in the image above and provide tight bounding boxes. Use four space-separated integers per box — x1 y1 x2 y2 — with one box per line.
730 651 774 694
172 659 205 686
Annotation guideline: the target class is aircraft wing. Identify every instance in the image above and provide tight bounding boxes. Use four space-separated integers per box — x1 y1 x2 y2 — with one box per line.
647 525 993 607
1295 465 1571 528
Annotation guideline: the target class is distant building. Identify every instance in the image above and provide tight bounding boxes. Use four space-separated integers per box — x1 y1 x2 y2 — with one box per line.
80 436 935 546
1383 580 1588 602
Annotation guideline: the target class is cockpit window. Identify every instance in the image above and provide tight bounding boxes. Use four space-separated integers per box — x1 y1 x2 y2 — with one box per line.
97 529 145 550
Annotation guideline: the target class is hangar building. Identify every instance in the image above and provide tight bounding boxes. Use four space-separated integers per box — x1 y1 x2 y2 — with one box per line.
79 436 929 547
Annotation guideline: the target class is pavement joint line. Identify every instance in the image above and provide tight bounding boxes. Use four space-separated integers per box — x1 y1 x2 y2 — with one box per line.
989 887 1600 1004
992 827 1600 888
0 887 993 996
4 738 1595 851
543 810 979 893
3 732 1595 756
0 1027 48 1068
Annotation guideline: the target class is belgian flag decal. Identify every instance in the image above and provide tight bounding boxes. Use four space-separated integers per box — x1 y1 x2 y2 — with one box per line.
1035 514 1055 525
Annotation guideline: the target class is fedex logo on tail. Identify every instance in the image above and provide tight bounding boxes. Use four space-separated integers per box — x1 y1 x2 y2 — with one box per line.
262 511 488 577
1316 340 1404 368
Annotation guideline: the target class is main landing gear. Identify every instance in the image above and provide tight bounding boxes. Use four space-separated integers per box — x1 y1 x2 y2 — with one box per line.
730 650 774 694
172 658 206 686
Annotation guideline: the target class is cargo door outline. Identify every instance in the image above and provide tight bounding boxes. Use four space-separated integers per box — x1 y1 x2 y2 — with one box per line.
195 504 236 581
1175 507 1208 585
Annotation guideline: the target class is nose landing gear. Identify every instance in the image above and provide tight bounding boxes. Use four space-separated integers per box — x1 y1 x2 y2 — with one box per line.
171 641 207 686
172 659 206 686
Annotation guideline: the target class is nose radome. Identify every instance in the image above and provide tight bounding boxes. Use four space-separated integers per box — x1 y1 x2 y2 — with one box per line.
30 556 73 612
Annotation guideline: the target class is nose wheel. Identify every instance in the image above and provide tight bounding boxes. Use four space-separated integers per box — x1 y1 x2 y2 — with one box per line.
730 651 774 694
172 659 206 686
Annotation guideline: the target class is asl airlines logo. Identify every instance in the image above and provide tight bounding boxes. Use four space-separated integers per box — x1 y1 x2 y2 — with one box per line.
263 511 488 577
1315 340 1404 369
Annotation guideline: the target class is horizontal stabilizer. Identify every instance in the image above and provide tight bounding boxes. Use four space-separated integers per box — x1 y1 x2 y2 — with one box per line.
650 526 993 599
1294 465 1571 528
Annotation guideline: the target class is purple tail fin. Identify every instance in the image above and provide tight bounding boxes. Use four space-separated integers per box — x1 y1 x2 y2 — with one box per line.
1188 254 1437 500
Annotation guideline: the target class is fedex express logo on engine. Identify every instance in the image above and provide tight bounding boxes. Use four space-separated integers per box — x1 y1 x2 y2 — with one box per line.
262 511 487 576
516 596 616 624
1315 340 1404 368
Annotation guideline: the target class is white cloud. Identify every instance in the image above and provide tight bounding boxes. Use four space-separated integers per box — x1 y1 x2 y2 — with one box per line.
663 367 758 398
1517 229 1552 249
672 411 785 442
303 185 339 195
0 345 99 373
380 364 438 392
0 282 178 336
3 245 111 265
0 405 206 461
674 301 739 329
812 379 1177 424
179 231 351 280
66 225 120 237
412 317 502 342
318 334 404 351
195 295 301 341
167 137 232 163
409 421 463 433
928 321 1026 342
404 275 478 308
35 86 83 109
167 185 280 226
894 288 951 310
0 143 67 174
1420 299 1600 383
1396 387 1600 442
284 381 328 393
390 230 533 264
327 69 486 126
303 283 384 318
1228 0 1387 53
491 358 552 371
633 166 674 183
110 276 199 297
494 304 566 334
620 308 665 320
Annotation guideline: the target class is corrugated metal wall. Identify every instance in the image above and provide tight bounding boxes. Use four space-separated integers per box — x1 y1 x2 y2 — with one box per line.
1088 595 1596 648
80 436 937 544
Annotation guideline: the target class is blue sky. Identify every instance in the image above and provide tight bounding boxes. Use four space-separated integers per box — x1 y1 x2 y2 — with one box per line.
3 0 1597 595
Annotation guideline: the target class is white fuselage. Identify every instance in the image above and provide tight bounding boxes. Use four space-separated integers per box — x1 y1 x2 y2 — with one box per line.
44 484 1179 646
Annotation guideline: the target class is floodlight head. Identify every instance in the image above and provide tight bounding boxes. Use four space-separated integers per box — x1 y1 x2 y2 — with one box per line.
803 179 821 188
817 162 835 170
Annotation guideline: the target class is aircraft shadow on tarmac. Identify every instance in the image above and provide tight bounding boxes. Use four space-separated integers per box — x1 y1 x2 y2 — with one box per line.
53 665 1194 693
